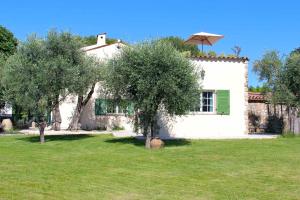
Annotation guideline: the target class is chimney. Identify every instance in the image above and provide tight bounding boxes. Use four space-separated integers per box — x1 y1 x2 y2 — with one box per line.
97 33 106 46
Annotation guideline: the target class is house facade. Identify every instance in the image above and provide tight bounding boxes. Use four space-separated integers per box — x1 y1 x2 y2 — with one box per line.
158 56 249 139
59 34 249 138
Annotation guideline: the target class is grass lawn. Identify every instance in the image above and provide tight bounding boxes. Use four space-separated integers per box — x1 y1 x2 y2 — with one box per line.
0 134 300 200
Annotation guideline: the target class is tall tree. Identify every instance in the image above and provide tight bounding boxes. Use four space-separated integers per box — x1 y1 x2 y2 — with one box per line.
105 40 201 148
0 26 18 109
0 25 18 58
253 50 299 133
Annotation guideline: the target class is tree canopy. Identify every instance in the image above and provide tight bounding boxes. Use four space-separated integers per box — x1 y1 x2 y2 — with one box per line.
0 25 18 58
105 40 201 148
0 26 18 109
253 49 300 133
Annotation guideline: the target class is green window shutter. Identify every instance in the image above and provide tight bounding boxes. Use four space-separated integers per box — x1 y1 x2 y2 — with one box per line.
95 99 107 115
127 102 134 116
216 90 230 115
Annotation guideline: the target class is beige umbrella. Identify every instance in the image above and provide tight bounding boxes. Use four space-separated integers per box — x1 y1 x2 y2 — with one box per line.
185 32 224 52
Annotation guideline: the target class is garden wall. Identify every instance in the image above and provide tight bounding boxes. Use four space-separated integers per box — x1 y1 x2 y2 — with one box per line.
248 101 299 134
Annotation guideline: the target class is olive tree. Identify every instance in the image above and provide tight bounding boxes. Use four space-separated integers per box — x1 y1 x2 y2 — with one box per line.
3 36 50 142
2 31 99 142
253 50 300 133
105 40 201 148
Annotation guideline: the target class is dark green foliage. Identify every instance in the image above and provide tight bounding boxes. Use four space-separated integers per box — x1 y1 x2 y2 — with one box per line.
0 25 18 58
0 26 18 109
283 53 300 103
290 47 300 56
105 40 201 138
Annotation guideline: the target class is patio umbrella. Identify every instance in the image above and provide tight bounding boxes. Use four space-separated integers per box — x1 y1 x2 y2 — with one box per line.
185 32 224 52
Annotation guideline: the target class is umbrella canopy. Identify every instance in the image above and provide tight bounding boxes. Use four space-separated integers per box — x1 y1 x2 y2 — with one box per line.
185 32 224 52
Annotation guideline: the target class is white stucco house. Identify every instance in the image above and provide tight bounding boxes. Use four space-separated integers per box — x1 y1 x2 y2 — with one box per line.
59 33 249 139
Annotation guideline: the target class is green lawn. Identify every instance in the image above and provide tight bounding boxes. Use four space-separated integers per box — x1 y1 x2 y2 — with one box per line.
0 134 300 200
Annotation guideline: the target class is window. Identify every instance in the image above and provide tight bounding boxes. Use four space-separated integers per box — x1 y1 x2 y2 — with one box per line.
202 92 214 112
95 99 134 116
190 91 214 113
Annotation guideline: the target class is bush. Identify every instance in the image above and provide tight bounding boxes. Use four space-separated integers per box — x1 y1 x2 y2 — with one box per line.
197 51 207 57
207 51 217 57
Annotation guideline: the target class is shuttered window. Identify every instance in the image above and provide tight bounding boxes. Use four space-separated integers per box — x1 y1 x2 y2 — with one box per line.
190 91 214 113
216 90 230 115
95 99 134 116
95 99 107 115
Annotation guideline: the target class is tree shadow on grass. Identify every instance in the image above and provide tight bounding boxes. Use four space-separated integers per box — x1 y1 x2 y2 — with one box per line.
17 134 95 143
105 137 191 147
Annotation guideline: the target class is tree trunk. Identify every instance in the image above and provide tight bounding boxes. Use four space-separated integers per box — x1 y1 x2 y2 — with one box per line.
51 102 61 131
145 132 151 149
67 84 95 130
68 96 84 130
39 121 46 143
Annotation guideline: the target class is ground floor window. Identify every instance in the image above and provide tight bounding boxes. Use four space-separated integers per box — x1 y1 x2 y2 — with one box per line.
190 91 215 113
190 90 230 115
95 99 134 116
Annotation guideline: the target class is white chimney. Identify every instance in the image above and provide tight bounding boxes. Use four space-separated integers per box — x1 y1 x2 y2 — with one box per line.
97 33 106 46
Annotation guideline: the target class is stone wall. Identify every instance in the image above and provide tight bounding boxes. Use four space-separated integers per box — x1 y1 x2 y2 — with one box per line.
248 102 295 133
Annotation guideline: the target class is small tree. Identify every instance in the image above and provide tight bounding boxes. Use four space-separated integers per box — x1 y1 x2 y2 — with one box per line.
253 51 283 94
105 40 201 148
3 36 50 142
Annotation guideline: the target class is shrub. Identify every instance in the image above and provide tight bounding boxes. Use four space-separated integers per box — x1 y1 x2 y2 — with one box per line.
207 51 217 57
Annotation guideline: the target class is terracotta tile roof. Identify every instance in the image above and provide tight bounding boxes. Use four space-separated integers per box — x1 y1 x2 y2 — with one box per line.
190 55 249 62
248 92 266 102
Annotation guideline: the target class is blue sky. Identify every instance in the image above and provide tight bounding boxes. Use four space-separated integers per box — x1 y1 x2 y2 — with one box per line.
1 0 300 86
